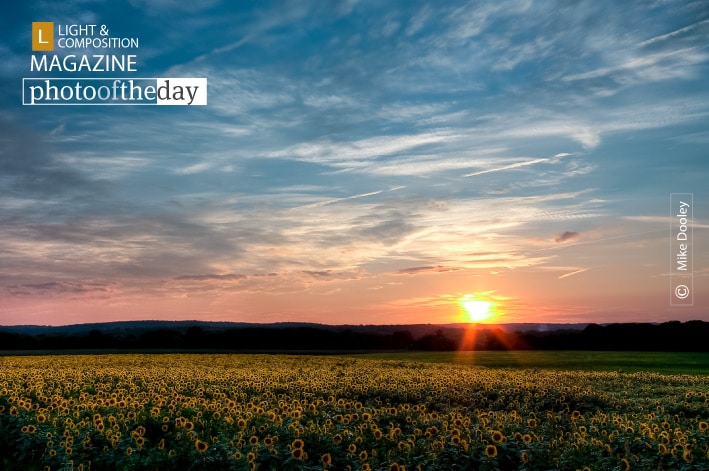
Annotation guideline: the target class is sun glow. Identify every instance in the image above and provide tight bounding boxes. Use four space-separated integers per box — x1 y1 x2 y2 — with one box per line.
460 294 496 323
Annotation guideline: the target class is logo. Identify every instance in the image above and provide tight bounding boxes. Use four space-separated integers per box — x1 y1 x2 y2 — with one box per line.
25 21 207 106
32 22 54 51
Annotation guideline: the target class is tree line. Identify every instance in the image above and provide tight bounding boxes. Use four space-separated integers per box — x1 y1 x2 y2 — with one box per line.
0 320 707 352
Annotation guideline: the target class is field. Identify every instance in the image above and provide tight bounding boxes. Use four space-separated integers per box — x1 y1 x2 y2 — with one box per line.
353 351 709 376
1 353 708 471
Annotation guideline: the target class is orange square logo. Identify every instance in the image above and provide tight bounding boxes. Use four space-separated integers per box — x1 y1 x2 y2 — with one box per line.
32 22 54 51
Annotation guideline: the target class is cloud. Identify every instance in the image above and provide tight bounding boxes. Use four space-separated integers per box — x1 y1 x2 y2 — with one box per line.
395 265 462 275
302 270 334 278
463 157 552 177
299 189 385 209
266 131 452 166
446 0 532 41
0 118 102 198
5 280 120 298
561 47 708 85
554 231 580 243
636 18 709 48
128 0 221 15
174 273 247 281
558 268 590 279
173 162 214 175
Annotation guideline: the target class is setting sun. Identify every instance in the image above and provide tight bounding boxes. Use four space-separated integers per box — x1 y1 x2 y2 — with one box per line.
460 294 496 323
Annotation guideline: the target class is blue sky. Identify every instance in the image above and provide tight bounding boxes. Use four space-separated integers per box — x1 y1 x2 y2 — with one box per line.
1 0 708 325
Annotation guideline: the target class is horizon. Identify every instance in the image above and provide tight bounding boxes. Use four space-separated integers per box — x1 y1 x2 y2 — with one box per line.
3 318 704 329
3 318 590 328
2 1 708 327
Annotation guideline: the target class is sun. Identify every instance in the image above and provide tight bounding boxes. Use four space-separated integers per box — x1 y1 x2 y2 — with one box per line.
459 294 496 323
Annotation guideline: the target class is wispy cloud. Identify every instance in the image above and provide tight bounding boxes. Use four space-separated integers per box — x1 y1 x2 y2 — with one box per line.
298 189 387 209
5 280 121 299
558 268 590 279
174 273 247 281
636 18 709 48
395 265 463 275
463 156 557 177
562 47 709 85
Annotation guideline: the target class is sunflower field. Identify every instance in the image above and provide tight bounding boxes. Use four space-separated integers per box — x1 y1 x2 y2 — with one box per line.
1 354 708 470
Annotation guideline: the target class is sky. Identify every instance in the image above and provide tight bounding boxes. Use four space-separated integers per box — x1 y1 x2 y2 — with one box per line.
1 0 708 326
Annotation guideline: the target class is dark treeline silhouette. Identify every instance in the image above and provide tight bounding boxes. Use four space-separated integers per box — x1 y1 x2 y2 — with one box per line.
0 320 707 352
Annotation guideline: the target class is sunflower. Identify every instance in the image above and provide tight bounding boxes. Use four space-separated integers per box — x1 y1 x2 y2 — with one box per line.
322 453 332 466
291 448 304 460
485 444 497 458
292 438 304 449
699 421 708 432
195 440 208 453
683 448 692 463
